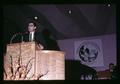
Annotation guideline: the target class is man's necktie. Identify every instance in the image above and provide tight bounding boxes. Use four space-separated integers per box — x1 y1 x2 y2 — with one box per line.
29 32 34 41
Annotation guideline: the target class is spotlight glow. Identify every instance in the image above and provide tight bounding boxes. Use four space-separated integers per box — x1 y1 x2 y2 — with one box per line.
34 16 38 20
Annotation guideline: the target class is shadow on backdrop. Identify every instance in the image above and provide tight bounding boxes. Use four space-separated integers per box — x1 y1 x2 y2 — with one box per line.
42 29 60 51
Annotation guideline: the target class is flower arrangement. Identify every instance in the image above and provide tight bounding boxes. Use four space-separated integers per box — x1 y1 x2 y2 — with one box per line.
4 55 48 80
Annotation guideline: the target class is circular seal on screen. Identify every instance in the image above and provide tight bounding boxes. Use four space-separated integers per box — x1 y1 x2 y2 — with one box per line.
76 41 100 64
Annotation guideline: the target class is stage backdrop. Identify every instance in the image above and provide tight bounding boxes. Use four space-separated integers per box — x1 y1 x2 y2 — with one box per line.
74 39 104 67
57 34 116 71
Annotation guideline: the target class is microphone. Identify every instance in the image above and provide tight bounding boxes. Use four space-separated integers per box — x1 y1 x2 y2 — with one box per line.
10 32 24 44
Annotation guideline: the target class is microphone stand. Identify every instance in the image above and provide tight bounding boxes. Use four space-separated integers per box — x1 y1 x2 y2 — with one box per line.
10 33 23 44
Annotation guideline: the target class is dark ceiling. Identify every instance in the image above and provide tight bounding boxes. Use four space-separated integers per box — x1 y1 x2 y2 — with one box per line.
3 4 116 44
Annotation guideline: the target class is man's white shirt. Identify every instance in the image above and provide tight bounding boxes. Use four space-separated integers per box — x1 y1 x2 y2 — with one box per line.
29 31 35 41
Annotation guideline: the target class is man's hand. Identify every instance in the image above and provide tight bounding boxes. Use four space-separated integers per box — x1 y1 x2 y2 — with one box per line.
36 43 44 50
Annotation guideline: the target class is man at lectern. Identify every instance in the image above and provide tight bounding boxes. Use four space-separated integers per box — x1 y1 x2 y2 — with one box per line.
23 21 47 50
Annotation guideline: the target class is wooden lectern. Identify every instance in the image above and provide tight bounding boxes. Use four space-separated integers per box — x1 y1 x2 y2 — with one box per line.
4 42 65 80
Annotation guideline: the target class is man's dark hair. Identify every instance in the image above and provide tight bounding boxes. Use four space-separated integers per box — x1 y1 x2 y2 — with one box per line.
28 21 37 27
109 63 114 66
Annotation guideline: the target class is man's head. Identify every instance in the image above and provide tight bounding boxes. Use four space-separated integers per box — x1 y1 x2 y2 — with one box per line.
109 63 115 72
28 21 36 32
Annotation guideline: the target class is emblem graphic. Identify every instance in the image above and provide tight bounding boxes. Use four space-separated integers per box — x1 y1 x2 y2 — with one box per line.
76 41 100 64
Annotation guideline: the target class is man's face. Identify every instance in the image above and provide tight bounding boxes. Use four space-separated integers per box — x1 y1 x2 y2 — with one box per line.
28 23 36 32
109 64 114 70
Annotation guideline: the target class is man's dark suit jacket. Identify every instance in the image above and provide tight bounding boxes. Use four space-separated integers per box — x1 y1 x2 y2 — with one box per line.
23 31 47 49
